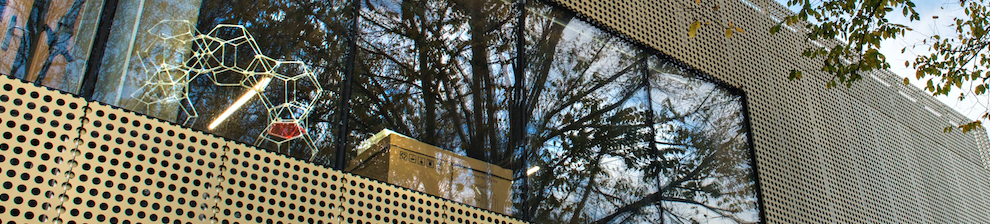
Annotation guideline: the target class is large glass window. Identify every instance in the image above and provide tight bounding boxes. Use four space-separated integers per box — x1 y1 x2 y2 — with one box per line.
518 2 759 222
351 0 517 155
187 0 350 159
645 55 758 224
349 0 519 214
7 0 761 222
90 0 351 159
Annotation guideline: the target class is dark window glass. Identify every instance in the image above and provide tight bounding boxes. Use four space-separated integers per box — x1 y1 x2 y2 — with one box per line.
353 0 517 154
518 1 759 223
91 0 350 159
189 0 350 159
349 0 518 213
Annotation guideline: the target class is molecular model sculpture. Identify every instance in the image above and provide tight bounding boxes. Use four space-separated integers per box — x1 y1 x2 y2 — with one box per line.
132 20 324 157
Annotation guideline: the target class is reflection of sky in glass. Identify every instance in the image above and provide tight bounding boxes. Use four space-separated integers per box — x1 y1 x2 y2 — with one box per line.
649 65 756 223
526 1 758 223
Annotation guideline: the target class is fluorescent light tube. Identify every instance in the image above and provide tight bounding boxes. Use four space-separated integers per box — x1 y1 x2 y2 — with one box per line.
526 166 540 176
208 77 272 130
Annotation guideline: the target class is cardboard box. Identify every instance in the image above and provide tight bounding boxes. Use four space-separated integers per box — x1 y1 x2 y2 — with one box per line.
346 130 513 214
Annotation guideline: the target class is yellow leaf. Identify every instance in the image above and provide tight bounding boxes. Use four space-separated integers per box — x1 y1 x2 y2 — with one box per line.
695 0 700 4
705 22 711 26
689 21 701 38
725 28 733 38
735 26 744 33
903 77 910 85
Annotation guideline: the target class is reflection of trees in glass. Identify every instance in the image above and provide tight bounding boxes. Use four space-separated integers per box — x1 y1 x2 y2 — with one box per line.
181 0 758 222
561 60 756 224
520 3 757 222
645 59 756 224
348 0 758 222
345 0 516 164
187 0 350 159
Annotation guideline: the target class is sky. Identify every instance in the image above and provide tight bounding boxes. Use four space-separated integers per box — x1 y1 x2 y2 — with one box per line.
774 0 988 123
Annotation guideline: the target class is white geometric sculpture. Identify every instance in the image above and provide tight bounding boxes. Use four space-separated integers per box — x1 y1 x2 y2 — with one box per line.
133 20 200 125
253 61 322 153
132 20 324 156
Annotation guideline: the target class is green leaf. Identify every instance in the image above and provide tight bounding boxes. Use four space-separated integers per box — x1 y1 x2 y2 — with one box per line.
770 25 781 34
788 70 803 80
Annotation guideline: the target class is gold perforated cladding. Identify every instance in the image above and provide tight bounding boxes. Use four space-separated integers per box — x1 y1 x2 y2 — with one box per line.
219 143 342 224
0 76 86 224
0 74 525 224
70 100 227 224
542 0 990 223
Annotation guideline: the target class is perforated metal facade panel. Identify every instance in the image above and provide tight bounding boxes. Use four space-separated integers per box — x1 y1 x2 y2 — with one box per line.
70 100 228 224
542 0 990 223
0 74 525 224
0 77 86 224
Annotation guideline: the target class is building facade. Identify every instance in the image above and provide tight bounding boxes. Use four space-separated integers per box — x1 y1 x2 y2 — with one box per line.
0 0 987 223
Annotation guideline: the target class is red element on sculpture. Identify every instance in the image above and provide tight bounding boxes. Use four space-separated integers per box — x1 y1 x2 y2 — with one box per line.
268 122 305 139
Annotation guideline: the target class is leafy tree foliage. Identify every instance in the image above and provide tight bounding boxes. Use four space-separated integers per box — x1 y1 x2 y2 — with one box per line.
775 0 990 132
